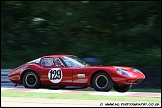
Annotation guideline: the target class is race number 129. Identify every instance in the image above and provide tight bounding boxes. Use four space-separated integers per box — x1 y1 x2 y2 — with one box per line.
48 68 63 83
49 70 61 80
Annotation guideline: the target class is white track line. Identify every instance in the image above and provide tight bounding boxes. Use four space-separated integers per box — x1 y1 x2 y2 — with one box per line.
1 88 13 91
26 89 72 93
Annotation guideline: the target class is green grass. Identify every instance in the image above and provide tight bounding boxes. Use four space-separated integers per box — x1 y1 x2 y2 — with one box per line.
1 90 161 102
129 89 161 92
68 87 161 93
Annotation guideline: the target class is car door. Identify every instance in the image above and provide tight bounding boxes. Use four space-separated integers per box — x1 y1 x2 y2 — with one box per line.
38 57 73 86
60 56 90 86
72 67 89 86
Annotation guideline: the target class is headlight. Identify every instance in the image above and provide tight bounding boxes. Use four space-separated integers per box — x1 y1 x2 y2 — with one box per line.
117 68 132 76
132 68 143 74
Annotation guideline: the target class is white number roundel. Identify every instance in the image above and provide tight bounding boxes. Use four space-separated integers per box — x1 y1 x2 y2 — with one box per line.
48 68 63 83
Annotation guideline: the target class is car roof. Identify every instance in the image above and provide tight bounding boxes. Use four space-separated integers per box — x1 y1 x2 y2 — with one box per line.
42 54 73 58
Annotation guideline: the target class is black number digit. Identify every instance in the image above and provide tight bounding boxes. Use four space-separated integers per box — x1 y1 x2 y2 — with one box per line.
50 70 54 80
50 69 62 80
52 70 57 80
57 70 61 79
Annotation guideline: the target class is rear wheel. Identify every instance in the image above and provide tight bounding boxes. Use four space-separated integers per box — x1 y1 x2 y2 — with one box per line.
113 84 132 92
22 71 40 88
92 72 113 92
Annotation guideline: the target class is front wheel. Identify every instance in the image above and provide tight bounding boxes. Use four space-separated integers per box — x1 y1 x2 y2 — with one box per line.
92 72 114 92
22 71 40 88
113 84 132 92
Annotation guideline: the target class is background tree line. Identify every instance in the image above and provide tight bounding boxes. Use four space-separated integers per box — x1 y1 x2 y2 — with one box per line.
1 1 161 68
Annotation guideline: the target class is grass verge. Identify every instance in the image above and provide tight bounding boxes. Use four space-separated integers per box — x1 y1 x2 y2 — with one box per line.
1 90 160 102
68 87 161 93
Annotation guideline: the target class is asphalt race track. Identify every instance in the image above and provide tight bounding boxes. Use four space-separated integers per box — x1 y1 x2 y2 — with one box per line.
1 85 161 107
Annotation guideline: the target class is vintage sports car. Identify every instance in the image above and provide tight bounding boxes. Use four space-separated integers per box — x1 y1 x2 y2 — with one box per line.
8 54 145 92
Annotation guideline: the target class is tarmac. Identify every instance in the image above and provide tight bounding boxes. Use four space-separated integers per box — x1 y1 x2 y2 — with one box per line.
1 87 161 107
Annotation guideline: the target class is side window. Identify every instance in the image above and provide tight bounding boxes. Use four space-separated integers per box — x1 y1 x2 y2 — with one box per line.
41 58 54 67
53 58 64 67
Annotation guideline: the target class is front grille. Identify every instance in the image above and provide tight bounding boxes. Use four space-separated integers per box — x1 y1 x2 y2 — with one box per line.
134 79 144 83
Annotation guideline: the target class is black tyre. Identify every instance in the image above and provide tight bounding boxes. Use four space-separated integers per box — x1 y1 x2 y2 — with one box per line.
22 71 40 88
113 84 132 92
92 72 114 92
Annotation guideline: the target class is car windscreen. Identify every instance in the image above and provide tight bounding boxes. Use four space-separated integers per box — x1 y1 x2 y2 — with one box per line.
28 58 41 64
61 56 88 67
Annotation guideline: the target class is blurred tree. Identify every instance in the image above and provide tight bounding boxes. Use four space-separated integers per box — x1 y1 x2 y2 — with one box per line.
1 1 161 68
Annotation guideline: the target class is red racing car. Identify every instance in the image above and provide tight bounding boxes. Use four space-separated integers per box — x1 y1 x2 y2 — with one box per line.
8 54 145 92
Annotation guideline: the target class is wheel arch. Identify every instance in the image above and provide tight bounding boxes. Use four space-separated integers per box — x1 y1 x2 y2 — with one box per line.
20 69 40 83
90 70 113 87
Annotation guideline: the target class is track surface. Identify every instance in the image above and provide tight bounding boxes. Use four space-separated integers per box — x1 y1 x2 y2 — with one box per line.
2 97 135 107
1 86 161 98
1 86 161 107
